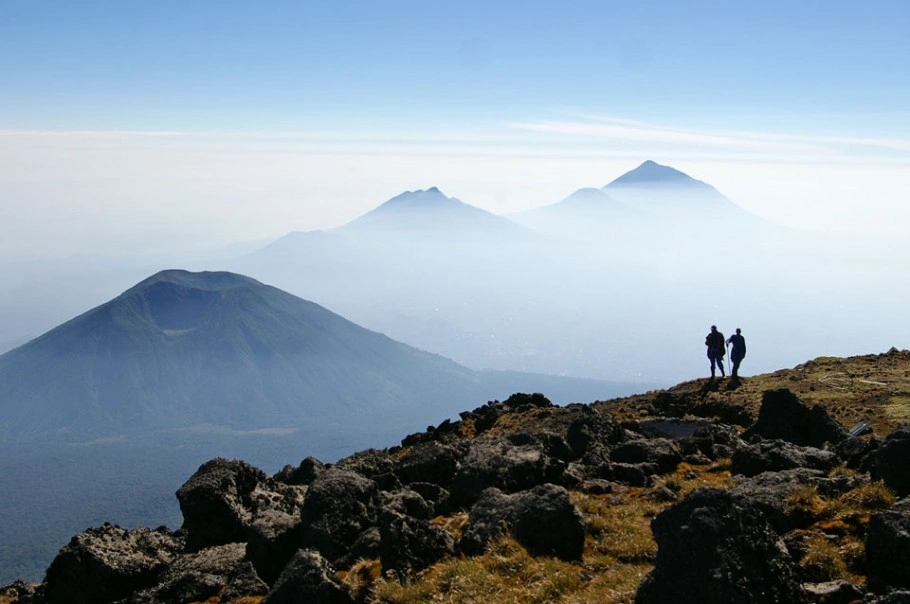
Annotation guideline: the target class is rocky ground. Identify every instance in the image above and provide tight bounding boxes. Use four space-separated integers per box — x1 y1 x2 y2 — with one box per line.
4 349 910 604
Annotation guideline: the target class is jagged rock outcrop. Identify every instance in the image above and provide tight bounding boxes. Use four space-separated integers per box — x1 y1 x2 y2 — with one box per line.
393 441 463 487
610 437 682 474
124 543 268 603
448 440 566 508
565 409 624 464
274 456 326 486
732 439 838 478
300 470 380 567
1 580 43 603
175 457 305 583
876 423 910 497
333 449 398 487
866 501 910 592
730 468 840 532
378 489 455 580
262 549 355 604
460 484 585 561
43 524 184 604
680 421 743 461
835 434 879 472
743 388 848 447
635 487 807 604
802 580 864 604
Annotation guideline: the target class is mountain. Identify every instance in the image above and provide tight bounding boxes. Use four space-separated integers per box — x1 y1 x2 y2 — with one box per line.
0 269 493 441
604 159 709 188
508 187 639 238
336 186 529 241
0 269 644 443
602 160 747 219
510 160 763 243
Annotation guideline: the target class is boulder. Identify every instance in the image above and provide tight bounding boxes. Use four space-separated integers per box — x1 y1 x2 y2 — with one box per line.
565 411 623 461
176 458 304 551
508 431 574 463
408 481 451 516
609 461 659 487
730 468 829 532
801 580 864 604
834 435 878 472
335 527 381 571
333 448 396 479
274 456 326 486
866 507 910 591
460 484 585 561
43 524 184 604
125 543 268 603
379 490 456 580
876 424 910 497
610 438 682 474
0 580 43 604
394 441 463 487
449 440 565 508
262 549 355 604
732 439 838 478
635 487 807 604
743 389 848 447
300 470 380 566
175 458 305 583
679 422 744 461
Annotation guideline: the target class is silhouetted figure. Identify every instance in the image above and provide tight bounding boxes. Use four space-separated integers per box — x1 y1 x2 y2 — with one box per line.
705 325 725 378
726 327 746 378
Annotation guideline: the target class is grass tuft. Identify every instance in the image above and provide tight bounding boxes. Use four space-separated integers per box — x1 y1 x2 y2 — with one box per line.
799 535 849 582
839 482 896 510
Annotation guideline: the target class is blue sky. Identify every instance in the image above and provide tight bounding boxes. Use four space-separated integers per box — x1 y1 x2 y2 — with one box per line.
1 1 909 254
3 1 909 131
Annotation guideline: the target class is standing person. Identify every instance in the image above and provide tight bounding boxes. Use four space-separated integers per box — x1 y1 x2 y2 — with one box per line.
726 328 747 378
705 325 726 378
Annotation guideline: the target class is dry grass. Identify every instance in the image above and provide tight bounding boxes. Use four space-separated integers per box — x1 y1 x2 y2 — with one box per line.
884 396 910 420
595 349 910 434
799 535 849 582
349 353 906 601
369 537 636 604
839 482 896 510
354 461 735 604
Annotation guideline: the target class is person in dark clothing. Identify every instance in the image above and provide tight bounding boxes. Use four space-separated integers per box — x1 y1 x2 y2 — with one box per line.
726 327 746 378
705 325 726 378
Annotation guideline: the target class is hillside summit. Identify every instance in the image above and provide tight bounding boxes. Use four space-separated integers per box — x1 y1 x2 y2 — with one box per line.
5 350 910 603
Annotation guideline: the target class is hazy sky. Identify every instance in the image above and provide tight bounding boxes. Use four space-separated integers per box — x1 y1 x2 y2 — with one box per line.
2 1 909 257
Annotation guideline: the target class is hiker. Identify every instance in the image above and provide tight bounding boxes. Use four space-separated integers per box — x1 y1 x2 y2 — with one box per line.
726 327 746 378
705 325 726 378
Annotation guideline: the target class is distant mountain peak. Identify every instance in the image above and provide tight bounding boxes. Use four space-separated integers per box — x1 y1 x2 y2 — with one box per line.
605 160 704 188
384 187 450 207
337 187 526 237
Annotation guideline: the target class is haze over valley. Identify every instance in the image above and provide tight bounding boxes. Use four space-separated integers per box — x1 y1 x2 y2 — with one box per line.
2 0 908 590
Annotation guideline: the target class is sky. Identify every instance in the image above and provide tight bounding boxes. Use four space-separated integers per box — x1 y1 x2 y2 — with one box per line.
1 0 910 257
